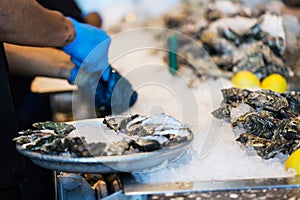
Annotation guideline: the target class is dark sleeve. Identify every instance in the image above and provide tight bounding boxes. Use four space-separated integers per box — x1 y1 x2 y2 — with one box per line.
36 0 84 22
0 42 25 187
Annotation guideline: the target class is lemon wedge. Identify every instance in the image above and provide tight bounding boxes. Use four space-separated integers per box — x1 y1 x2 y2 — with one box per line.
286 148 300 175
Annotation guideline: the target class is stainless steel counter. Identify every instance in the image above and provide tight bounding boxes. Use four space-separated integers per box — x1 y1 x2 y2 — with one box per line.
54 172 300 199
121 174 300 199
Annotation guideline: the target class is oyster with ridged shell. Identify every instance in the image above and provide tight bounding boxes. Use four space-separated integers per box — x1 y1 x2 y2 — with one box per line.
213 87 300 159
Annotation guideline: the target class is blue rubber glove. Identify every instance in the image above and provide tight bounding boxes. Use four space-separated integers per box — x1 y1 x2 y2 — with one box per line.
63 17 111 84
95 66 138 116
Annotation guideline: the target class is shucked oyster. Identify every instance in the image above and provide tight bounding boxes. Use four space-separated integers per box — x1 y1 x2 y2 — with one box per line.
13 121 106 157
104 114 193 155
103 114 140 132
14 115 192 157
32 121 75 135
104 114 188 136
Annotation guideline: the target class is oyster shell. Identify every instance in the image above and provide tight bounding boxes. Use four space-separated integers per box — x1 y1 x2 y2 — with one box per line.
103 114 193 155
165 2 294 80
32 121 75 135
132 139 161 152
105 138 132 156
13 121 106 157
14 115 193 157
245 89 289 111
103 114 139 132
213 87 300 159
232 111 280 139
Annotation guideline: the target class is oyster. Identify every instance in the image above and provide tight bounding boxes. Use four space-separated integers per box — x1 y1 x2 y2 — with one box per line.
211 104 231 120
14 114 192 157
236 133 289 159
236 133 271 148
222 87 250 104
13 130 57 146
32 121 75 135
21 134 57 151
105 113 189 137
213 87 300 159
103 114 193 155
282 91 300 113
244 89 289 111
131 139 161 152
13 121 107 157
105 138 132 156
164 2 295 81
231 42 293 80
103 114 139 132
211 88 251 120
214 88 290 115
70 138 106 157
276 117 300 140
232 111 280 139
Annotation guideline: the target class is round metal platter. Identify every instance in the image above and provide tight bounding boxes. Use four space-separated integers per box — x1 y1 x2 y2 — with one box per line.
16 118 193 173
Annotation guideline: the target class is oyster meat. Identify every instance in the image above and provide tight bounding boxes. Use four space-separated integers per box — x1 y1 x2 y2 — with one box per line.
14 115 193 157
103 114 193 155
13 121 106 157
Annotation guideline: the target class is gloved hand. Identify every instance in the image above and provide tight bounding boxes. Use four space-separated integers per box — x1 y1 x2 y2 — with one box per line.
63 17 111 84
95 66 138 117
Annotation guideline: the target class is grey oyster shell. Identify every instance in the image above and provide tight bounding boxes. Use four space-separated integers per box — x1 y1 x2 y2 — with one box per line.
104 114 193 155
213 87 300 159
13 122 106 157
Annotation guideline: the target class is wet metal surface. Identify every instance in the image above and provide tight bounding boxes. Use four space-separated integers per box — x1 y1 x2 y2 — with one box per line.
122 175 300 199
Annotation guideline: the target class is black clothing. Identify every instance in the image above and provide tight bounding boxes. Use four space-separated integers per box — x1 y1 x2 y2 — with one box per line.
10 76 52 130
0 42 25 187
10 0 84 127
7 1 84 199
37 0 83 22
0 42 25 198
0 185 21 200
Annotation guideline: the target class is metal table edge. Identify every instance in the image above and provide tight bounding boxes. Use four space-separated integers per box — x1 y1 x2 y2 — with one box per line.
121 175 300 196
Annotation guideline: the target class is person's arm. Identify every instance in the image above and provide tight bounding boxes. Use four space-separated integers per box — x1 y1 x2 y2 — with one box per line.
0 0 75 47
4 43 73 79
0 0 110 85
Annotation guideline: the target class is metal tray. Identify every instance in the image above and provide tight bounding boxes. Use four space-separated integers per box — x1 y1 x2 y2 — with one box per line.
121 174 300 199
16 119 193 174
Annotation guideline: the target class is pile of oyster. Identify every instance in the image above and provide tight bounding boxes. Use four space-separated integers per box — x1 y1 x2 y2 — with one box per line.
103 114 192 156
13 121 106 157
163 0 294 80
212 87 300 159
13 114 192 157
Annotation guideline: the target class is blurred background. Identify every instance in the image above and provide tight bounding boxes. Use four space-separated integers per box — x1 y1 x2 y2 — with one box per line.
75 0 182 27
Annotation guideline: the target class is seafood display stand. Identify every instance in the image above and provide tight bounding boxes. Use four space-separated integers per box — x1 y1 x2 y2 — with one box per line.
28 1 300 198
53 172 300 199
35 56 300 199
35 119 300 200
31 55 300 200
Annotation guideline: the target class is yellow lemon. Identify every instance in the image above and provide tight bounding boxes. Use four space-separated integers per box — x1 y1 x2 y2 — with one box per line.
261 74 287 93
231 71 260 89
285 148 300 175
